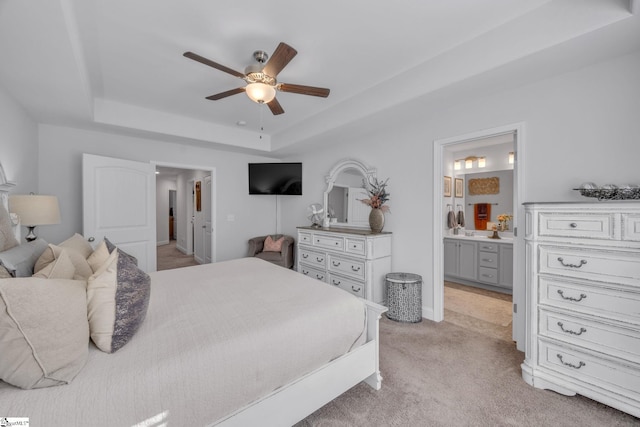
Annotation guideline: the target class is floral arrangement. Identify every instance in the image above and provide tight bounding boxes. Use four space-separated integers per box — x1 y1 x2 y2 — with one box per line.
497 213 513 223
497 213 513 230
360 176 390 213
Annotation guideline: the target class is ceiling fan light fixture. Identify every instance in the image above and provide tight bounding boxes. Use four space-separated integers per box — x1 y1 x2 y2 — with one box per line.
245 82 276 104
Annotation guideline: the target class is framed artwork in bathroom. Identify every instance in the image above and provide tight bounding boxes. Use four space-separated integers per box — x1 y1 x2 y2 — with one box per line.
455 178 464 198
444 176 452 197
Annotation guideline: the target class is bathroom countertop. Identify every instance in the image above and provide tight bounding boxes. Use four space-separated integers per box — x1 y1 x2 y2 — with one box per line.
444 233 513 243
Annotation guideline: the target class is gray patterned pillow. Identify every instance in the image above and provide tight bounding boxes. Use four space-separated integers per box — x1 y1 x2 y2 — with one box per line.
87 248 150 353
104 237 139 267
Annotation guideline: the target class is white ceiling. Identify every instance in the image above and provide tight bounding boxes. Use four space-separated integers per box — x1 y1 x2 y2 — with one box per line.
1 0 639 156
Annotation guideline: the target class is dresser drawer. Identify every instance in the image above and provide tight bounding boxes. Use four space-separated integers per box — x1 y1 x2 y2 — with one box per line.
345 237 366 256
329 274 365 298
540 310 640 363
538 212 614 240
539 245 640 286
479 251 498 268
539 277 640 323
539 340 640 396
313 234 345 251
478 267 498 284
298 248 326 268
298 265 327 282
622 214 640 242
328 254 365 280
298 232 312 245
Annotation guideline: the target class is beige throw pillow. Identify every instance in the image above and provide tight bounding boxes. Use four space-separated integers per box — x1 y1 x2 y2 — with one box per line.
87 249 119 352
33 245 76 280
0 277 89 389
58 234 94 279
87 240 110 273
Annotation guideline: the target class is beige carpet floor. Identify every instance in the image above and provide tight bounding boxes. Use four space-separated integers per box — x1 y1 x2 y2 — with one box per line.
296 284 638 426
156 240 199 271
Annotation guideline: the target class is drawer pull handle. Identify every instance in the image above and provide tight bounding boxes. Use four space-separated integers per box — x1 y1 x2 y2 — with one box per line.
557 290 587 302
332 261 341 267
557 257 587 268
482 274 494 278
332 280 340 286
316 257 324 262
570 222 578 228
335 242 339 245
556 354 585 370
351 266 361 272
316 274 324 280
482 258 493 262
302 270 309 275
302 254 308 259
351 286 361 292
557 322 587 336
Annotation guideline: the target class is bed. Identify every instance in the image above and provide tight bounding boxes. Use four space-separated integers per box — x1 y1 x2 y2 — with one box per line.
0 165 387 426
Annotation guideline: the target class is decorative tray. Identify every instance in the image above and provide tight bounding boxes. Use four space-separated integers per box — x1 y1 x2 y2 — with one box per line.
574 186 640 201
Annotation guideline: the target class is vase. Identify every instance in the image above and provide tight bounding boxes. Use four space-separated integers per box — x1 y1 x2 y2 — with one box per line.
369 208 385 233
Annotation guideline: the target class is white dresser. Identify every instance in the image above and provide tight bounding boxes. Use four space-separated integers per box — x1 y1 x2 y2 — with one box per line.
522 202 640 417
296 227 392 304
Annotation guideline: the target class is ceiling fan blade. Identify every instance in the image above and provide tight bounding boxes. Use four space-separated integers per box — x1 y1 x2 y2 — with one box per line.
278 83 330 98
206 87 245 100
267 98 284 115
184 51 245 79
262 43 297 77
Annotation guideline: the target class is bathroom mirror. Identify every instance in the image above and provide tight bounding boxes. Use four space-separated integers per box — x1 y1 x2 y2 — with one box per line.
323 159 376 228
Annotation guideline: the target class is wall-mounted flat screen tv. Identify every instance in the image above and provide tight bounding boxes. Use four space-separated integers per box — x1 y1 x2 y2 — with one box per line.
248 162 302 195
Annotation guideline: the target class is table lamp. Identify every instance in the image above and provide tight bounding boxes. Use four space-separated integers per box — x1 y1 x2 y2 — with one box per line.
9 194 61 241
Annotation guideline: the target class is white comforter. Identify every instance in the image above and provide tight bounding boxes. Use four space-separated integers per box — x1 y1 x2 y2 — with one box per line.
0 257 367 426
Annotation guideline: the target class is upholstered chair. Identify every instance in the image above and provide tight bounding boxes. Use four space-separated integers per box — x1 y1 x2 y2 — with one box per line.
247 234 295 269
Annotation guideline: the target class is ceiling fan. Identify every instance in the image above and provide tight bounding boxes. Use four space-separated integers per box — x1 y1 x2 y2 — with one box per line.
183 42 330 115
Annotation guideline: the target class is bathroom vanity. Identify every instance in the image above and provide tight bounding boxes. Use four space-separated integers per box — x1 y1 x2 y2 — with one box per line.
443 235 513 293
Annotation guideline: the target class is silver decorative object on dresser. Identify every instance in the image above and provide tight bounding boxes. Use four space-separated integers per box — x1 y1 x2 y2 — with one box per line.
522 201 640 417
297 227 392 304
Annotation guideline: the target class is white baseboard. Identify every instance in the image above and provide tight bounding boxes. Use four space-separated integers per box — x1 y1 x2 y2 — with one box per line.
176 244 190 255
422 306 436 321
157 240 170 246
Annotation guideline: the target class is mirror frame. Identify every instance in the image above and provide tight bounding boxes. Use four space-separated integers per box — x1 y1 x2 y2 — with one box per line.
323 159 376 228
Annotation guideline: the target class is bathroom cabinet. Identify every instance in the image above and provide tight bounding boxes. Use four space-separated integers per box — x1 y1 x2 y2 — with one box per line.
444 237 513 292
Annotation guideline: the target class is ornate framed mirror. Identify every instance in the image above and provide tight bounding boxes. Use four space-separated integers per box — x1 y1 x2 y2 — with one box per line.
323 159 376 228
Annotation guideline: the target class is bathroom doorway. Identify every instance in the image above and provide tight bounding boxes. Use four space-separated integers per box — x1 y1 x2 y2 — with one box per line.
432 123 526 351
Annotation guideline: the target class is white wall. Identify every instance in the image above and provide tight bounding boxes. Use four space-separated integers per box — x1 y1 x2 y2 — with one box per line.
156 175 176 245
280 48 640 317
0 84 38 195
36 124 278 260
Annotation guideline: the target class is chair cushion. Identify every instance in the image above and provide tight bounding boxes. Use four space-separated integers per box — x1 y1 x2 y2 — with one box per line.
263 235 284 252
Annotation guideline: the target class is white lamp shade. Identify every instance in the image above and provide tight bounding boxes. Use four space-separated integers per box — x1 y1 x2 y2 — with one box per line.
9 195 61 226
245 83 276 104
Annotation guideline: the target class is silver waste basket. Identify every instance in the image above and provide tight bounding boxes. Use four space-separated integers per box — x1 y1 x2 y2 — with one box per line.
385 272 422 323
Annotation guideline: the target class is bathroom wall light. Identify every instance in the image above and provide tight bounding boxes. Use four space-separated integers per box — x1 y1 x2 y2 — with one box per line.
478 157 486 168
508 152 514 164
454 160 462 170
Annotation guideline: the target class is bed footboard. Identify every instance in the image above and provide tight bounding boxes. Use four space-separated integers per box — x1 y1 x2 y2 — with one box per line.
215 299 388 426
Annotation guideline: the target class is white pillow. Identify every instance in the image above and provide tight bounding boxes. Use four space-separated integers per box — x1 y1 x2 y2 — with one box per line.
0 239 48 277
0 277 89 389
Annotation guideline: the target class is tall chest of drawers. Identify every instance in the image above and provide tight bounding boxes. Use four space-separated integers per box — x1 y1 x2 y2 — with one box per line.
296 227 392 304
522 202 640 417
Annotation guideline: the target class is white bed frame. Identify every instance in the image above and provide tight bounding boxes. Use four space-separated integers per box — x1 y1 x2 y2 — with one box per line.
1 162 387 425
214 300 387 426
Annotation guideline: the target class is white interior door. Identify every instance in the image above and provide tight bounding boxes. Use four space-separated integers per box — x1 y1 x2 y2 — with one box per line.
193 179 205 264
203 175 212 264
83 153 156 272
